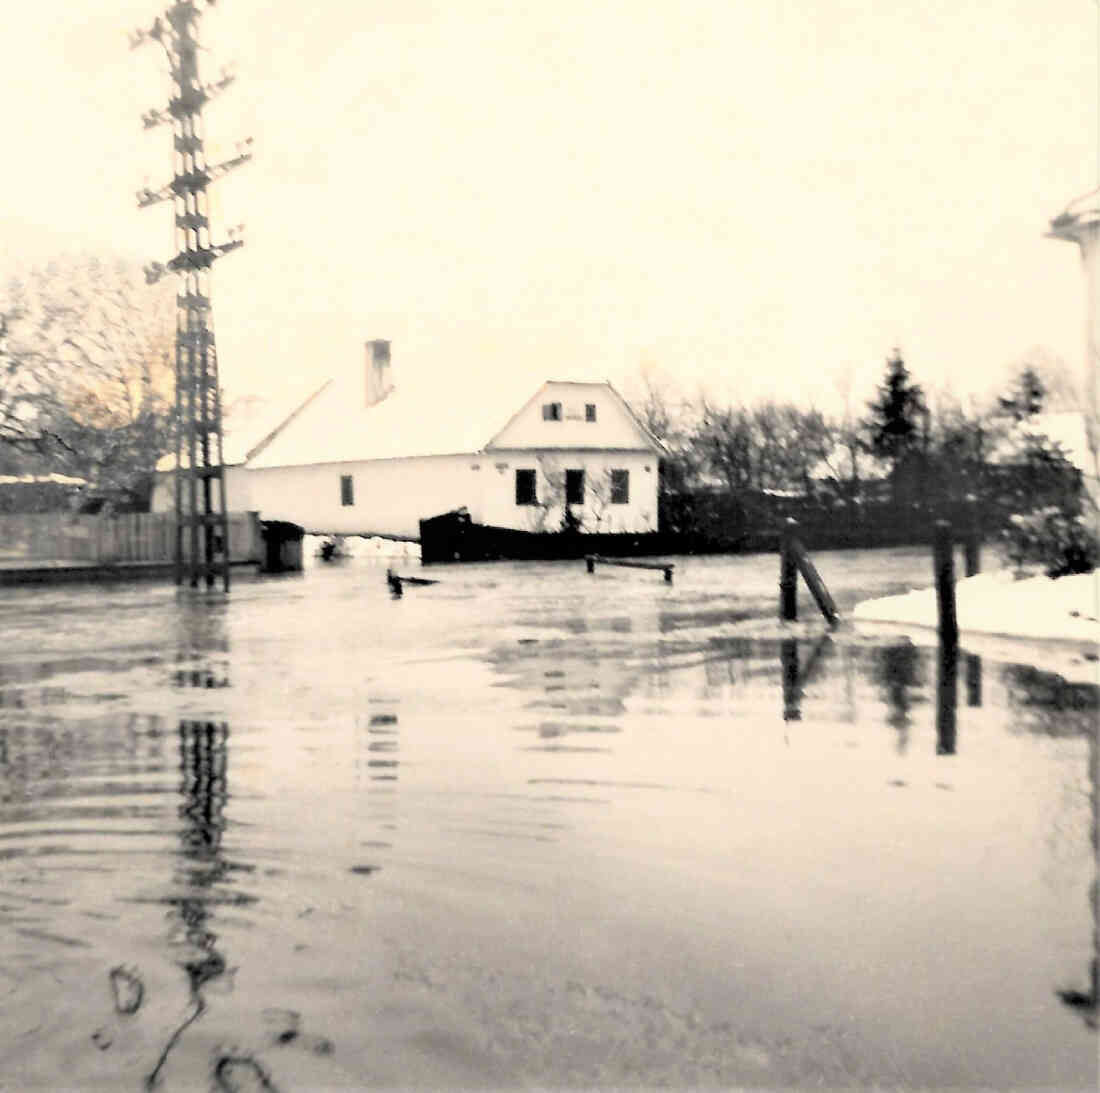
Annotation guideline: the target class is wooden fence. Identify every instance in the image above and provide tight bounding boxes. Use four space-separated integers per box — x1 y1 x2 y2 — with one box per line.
0 512 263 566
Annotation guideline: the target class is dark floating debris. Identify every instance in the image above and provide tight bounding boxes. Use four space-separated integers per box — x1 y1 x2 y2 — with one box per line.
214 1054 280 1093
262 1007 301 1047
349 865 380 876
110 965 144 1015
91 1027 112 1051
386 568 439 596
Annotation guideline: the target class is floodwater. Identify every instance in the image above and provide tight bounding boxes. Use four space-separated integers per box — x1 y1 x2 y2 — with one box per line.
0 547 1095 1091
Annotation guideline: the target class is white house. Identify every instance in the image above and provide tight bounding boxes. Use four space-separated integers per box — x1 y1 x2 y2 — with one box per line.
154 341 664 540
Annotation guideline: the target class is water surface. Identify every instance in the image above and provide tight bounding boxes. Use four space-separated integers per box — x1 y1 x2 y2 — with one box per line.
0 548 1095 1090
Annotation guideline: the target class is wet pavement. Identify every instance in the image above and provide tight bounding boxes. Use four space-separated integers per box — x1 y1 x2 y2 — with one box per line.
0 547 1096 1090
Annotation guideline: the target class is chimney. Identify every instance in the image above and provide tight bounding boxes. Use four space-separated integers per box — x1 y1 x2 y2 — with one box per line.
365 339 393 408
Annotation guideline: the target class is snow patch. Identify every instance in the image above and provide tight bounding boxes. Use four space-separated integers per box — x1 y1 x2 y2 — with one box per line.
853 569 1099 645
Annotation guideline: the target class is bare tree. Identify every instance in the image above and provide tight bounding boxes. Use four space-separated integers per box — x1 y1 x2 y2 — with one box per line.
0 257 176 505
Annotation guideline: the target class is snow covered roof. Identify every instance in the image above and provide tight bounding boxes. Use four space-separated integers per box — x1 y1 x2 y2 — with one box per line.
0 472 87 486
155 377 330 472
247 374 660 469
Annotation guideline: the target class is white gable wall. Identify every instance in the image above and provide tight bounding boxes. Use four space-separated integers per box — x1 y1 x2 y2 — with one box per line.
487 382 656 452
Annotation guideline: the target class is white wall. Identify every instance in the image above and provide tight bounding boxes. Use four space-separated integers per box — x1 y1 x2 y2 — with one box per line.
475 448 657 534
488 383 654 451
246 454 481 538
150 465 253 515
197 447 658 539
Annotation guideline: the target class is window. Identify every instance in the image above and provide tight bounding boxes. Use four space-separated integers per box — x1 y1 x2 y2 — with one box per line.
340 474 354 506
515 468 537 505
610 469 629 504
565 469 585 506
585 403 597 422
542 402 562 421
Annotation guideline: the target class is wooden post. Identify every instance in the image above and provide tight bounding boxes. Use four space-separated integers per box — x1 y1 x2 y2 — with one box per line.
963 492 981 577
779 518 798 621
933 520 959 646
794 547 840 628
586 555 595 574
663 566 673 583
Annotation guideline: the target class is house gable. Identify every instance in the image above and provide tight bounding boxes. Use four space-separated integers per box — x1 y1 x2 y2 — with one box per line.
483 381 663 454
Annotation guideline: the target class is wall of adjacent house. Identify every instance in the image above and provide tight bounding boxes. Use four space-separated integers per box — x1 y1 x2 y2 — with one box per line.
205 447 658 539
150 464 253 515
244 454 480 538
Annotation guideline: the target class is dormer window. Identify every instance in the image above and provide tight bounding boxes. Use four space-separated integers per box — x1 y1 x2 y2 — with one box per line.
585 403 597 422
542 402 562 421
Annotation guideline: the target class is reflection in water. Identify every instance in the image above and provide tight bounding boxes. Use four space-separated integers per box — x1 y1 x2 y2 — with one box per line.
965 653 983 708
358 706 401 858
146 719 232 1089
1000 663 1100 1030
872 642 925 753
781 639 801 722
935 641 958 756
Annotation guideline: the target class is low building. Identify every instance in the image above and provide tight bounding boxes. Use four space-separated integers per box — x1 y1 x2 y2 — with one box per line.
154 341 664 540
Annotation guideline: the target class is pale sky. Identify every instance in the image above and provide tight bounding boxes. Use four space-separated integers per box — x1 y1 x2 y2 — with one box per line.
2 0 1097 418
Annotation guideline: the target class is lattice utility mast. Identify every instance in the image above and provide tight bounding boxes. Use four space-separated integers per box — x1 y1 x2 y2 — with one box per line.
132 1 251 591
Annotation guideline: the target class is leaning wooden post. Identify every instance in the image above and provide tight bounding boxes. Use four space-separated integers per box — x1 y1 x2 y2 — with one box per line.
779 518 798 621
933 520 959 646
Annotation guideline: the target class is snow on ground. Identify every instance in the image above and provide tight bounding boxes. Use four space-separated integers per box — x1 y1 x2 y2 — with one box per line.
853 569 1099 682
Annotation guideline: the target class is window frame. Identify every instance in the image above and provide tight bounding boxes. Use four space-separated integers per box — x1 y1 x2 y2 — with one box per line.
542 402 562 421
585 403 597 422
340 474 355 507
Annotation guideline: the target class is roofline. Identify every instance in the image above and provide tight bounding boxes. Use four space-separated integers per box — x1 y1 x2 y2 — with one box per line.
244 378 334 464
248 445 662 472
481 379 666 455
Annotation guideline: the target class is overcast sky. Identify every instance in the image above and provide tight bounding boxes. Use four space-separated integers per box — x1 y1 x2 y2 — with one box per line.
2 0 1097 417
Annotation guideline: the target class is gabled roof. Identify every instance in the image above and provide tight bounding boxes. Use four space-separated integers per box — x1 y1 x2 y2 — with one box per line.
247 376 663 469
155 378 330 472
483 380 665 454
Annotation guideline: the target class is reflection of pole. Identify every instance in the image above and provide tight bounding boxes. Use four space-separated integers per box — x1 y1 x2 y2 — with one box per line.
781 638 801 722
935 639 958 755
1057 719 1098 1030
146 719 230 1088
965 653 982 707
